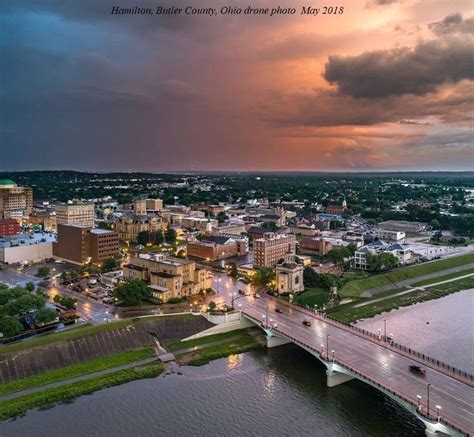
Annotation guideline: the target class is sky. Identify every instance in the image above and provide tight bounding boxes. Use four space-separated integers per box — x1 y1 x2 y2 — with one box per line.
0 0 473 172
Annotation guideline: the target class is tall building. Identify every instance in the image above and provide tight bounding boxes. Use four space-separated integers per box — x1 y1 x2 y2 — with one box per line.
145 199 163 212
253 233 296 268
53 224 119 265
0 179 33 219
123 254 211 302
55 202 95 227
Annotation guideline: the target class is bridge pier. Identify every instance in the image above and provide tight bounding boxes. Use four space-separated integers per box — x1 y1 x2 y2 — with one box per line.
266 333 291 348
326 368 354 387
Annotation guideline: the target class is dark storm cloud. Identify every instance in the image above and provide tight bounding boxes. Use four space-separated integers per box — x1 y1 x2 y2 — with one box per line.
428 13 474 36
323 38 474 98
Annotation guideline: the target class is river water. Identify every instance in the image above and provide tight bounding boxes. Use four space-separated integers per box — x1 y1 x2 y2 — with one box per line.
1 290 472 437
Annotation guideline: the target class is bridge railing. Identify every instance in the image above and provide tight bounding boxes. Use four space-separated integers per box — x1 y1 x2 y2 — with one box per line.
259 319 469 436
291 301 473 383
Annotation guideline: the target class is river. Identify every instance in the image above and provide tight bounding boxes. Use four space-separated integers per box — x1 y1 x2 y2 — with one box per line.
1 290 472 437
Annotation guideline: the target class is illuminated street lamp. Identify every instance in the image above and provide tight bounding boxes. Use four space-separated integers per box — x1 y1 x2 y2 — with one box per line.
416 394 422 411
320 344 324 356
435 405 441 422
326 334 330 360
384 319 387 341
331 350 335 362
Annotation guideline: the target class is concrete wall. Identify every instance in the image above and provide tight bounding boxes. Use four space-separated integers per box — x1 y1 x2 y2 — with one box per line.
1 242 53 264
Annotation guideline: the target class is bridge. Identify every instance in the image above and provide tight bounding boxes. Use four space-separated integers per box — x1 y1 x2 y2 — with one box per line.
239 296 473 437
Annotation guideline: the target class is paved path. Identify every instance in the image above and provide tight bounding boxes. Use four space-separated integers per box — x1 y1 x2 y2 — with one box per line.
361 262 474 297
354 272 474 308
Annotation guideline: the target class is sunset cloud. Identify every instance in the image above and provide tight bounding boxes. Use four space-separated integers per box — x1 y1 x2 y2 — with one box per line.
0 1 472 171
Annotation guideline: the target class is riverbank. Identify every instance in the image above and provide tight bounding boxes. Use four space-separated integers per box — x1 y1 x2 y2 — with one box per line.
339 252 474 297
329 272 473 323
171 329 265 366
0 362 165 421
0 328 264 421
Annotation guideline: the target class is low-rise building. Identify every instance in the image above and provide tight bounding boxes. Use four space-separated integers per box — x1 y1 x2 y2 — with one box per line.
353 240 412 270
290 223 318 237
0 218 21 236
378 220 428 234
123 253 211 302
0 232 55 264
299 238 333 256
375 228 406 241
254 233 296 268
275 262 304 294
186 235 248 261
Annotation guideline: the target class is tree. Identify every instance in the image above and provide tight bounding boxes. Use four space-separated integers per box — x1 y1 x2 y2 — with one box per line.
262 221 277 231
35 307 57 325
365 252 398 272
228 262 238 278
36 266 50 278
217 211 227 224
208 301 217 311
319 273 342 290
430 219 441 230
115 279 151 306
25 282 35 292
53 295 77 310
136 231 150 246
102 257 118 271
327 247 350 270
176 249 186 258
303 267 319 287
253 267 275 285
0 316 23 338
165 228 177 244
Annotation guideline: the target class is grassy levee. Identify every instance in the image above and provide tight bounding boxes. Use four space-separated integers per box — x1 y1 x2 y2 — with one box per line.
0 348 154 396
339 253 474 297
329 275 473 323
183 335 263 366
0 315 192 354
171 329 264 366
413 268 474 287
293 287 330 308
0 363 164 422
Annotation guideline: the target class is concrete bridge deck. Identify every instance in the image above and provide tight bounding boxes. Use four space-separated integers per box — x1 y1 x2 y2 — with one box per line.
241 297 473 436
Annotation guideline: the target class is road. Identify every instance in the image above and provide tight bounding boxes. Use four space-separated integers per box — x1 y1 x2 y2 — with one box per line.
241 296 473 435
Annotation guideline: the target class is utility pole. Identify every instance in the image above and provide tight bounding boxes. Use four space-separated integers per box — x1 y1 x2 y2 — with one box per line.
427 384 431 418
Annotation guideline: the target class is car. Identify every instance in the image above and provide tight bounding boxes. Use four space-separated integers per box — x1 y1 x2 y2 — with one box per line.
409 365 426 376
275 308 283 313
303 320 311 327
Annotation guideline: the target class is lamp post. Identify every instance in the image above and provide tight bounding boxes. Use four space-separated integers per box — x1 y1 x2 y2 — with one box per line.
435 405 441 422
384 319 387 341
427 383 431 418
320 344 324 356
416 394 422 411
326 334 330 360
331 350 335 362
238 303 242 322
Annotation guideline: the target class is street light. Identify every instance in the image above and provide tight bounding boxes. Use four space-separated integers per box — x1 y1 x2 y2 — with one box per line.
427 384 431 417
384 319 387 341
326 334 330 360
416 394 422 411
331 350 335 362
435 405 441 422
320 344 324 356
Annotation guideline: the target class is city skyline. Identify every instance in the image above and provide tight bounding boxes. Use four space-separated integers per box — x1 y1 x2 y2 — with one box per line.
1 0 473 172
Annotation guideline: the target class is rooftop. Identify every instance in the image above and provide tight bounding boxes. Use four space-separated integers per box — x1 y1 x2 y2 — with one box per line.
0 232 56 248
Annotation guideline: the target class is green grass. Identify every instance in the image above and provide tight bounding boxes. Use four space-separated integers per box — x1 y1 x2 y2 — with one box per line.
181 334 263 366
339 253 474 297
0 315 191 354
166 329 249 352
0 348 154 396
329 275 473 323
0 363 164 421
413 268 474 287
293 287 330 308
